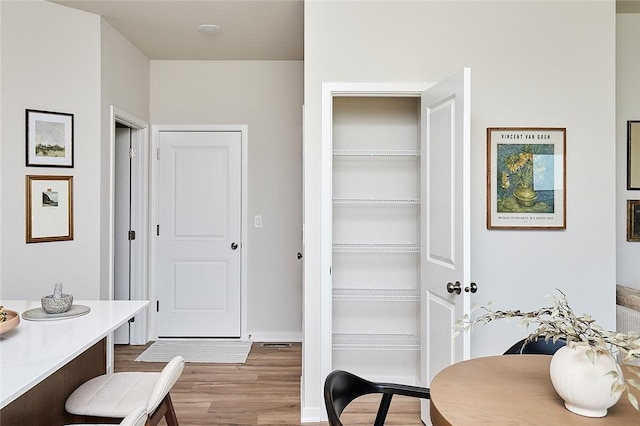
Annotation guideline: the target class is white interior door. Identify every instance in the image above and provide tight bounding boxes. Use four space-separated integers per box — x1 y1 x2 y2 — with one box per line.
114 126 132 344
157 131 242 337
420 68 471 423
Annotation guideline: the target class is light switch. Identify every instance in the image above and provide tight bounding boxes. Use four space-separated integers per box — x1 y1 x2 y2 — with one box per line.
254 215 263 228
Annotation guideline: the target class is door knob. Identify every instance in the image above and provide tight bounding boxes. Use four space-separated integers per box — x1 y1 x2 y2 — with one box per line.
446 281 462 295
297 252 303 259
465 282 478 293
231 242 238 250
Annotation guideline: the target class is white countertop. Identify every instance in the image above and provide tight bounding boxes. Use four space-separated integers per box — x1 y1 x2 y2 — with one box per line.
0 299 149 409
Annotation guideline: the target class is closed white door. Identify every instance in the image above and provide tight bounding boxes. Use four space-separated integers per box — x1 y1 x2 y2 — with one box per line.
157 131 242 337
420 68 471 423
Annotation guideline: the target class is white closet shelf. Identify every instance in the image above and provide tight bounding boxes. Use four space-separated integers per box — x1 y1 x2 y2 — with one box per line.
333 197 420 205
332 333 420 351
333 149 421 157
333 288 420 302
332 243 420 253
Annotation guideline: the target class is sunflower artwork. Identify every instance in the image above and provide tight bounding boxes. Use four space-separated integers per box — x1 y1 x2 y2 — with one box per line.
496 143 556 213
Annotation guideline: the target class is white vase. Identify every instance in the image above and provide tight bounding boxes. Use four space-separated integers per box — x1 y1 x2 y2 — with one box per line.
549 342 624 417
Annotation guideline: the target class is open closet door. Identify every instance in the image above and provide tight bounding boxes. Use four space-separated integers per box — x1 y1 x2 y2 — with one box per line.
420 68 471 423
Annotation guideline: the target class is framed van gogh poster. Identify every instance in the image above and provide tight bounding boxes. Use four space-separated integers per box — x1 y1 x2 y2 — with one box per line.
487 127 566 230
26 109 74 167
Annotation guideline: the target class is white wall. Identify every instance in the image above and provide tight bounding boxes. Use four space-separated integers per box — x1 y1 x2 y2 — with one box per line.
99 19 150 298
0 2 4 289
150 60 304 340
0 0 102 299
303 0 617 420
617 14 640 289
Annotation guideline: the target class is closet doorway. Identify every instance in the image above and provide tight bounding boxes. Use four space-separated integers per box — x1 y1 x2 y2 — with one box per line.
319 70 471 424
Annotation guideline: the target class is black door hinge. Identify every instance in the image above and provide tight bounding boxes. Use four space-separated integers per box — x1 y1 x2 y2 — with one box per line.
128 230 136 241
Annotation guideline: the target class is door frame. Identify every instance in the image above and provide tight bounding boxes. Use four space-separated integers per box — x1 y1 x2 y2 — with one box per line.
318 82 433 412
149 124 249 341
109 106 149 345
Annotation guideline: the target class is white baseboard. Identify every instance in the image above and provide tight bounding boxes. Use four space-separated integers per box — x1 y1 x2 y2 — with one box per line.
300 379 326 423
248 331 302 342
300 406 324 423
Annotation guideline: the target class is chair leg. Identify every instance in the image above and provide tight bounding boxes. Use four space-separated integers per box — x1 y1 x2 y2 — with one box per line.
163 394 179 426
373 394 393 426
148 394 179 426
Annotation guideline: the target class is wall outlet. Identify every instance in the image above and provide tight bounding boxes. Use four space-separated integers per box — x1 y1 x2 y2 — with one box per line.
254 215 263 228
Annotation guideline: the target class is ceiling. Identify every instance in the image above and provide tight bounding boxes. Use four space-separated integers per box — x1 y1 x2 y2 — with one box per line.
50 0 304 60
50 0 640 61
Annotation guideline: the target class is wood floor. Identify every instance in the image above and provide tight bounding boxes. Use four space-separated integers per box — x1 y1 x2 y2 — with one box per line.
114 343 423 426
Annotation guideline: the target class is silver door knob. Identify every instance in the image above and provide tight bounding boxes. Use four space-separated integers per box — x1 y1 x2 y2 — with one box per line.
465 282 478 293
446 281 462 295
231 242 238 250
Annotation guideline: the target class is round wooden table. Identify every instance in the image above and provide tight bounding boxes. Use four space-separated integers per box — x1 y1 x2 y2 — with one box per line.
430 355 639 425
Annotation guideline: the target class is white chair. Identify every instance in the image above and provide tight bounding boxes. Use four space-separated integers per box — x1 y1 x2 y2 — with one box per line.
65 356 184 426
66 407 148 426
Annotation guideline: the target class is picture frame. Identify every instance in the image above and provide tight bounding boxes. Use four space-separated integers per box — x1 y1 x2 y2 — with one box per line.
627 121 640 190
487 127 566 230
26 175 74 243
627 200 640 242
26 109 74 167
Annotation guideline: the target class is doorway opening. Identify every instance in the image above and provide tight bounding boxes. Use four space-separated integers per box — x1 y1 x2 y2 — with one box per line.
110 106 149 345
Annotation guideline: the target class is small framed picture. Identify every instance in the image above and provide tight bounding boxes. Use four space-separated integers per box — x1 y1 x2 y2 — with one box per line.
26 109 74 167
628 121 640 189
627 200 640 242
487 127 566 230
26 175 74 243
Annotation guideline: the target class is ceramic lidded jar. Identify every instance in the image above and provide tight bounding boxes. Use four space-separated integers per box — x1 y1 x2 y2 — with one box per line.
549 341 624 417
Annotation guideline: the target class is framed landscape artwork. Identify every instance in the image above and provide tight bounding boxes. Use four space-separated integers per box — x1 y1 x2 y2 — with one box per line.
487 127 566 230
26 175 74 243
628 121 640 190
26 109 74 167
627 200 640 242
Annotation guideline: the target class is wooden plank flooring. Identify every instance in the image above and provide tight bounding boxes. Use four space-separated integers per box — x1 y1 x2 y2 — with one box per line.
114 343 423 425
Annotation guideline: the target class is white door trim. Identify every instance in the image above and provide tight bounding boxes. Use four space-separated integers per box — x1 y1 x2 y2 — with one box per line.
109 106 149 345
315 82 432 422
149 124 249 341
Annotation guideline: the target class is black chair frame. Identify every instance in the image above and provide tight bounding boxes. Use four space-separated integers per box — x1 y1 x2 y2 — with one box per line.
324 369 430 426
503 336 567 355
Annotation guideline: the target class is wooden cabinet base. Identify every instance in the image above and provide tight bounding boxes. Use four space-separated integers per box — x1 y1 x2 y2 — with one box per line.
0 338 106 426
